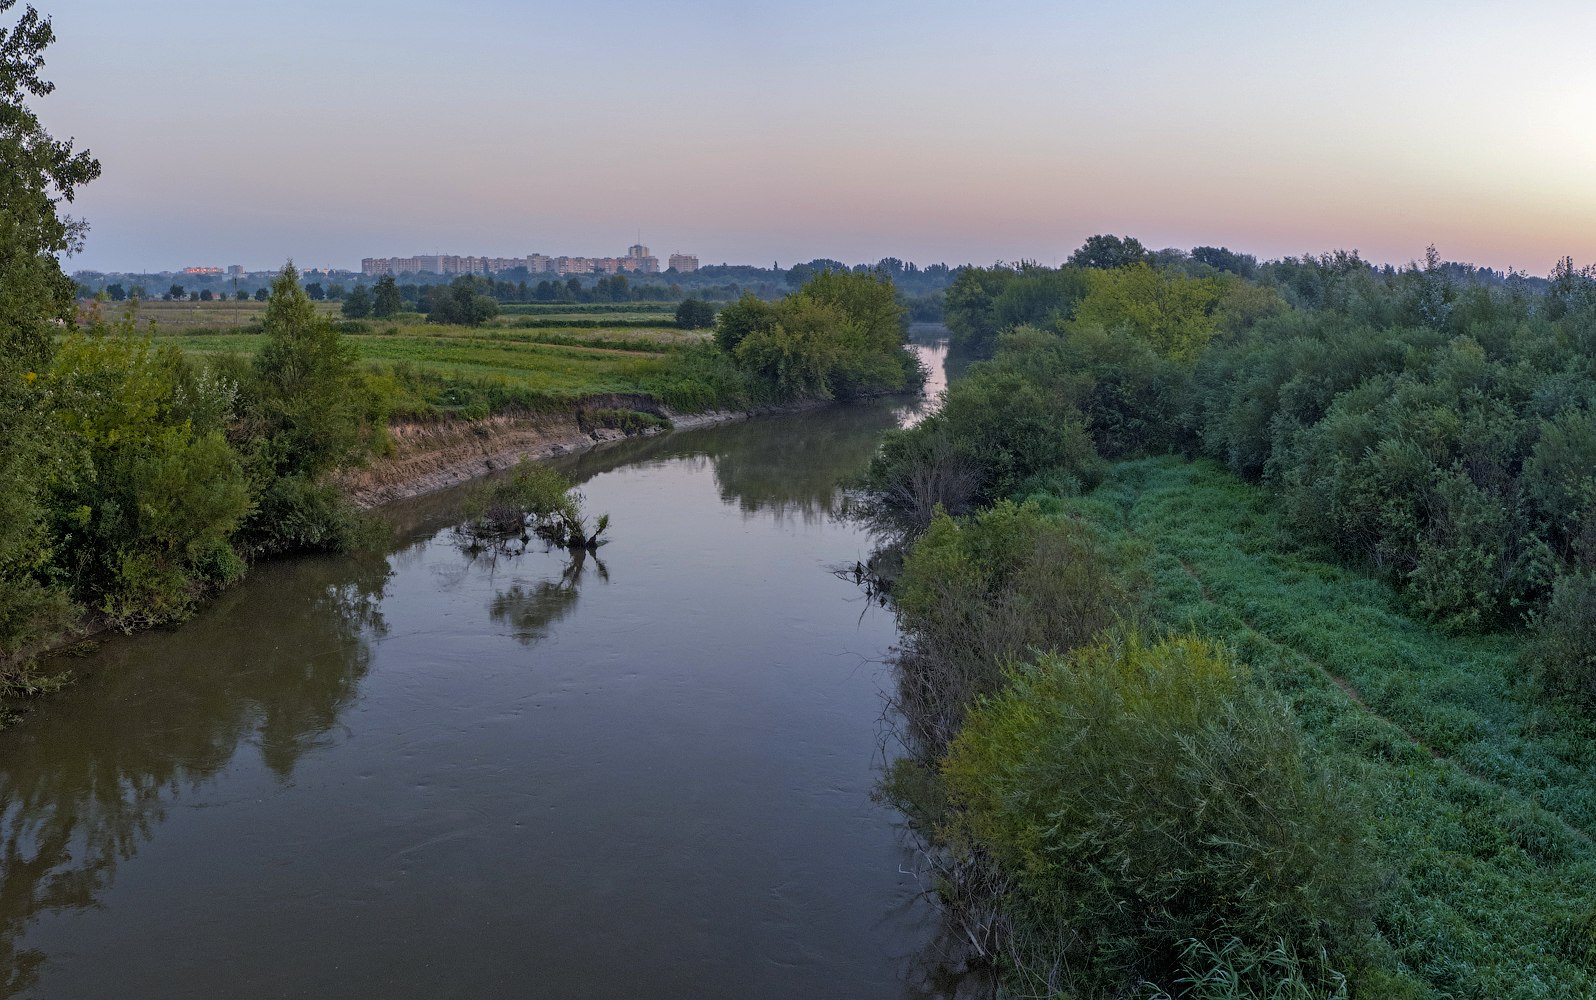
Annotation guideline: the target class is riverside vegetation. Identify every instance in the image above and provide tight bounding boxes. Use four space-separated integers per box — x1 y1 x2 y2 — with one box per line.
861 239 1596 998
0 257 920 718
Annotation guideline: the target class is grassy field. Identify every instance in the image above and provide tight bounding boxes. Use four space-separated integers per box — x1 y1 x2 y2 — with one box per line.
73 301 720 413
80 297 344 331
1057 458 1596 997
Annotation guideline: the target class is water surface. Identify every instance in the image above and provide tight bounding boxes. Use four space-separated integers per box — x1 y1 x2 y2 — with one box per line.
0 340 958 998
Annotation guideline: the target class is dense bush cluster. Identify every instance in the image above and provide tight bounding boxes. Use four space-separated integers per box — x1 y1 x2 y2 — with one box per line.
2 266 380 695
712 270 923 402
944 635 1371 998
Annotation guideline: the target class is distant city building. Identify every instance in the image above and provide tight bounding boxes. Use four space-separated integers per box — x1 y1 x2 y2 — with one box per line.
361 244 677 278
668 253 698 273
226 264 244 278
624 243 661 274
182 266 223 276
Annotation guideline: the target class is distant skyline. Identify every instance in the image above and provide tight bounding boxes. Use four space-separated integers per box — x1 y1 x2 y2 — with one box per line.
41 1 1596 277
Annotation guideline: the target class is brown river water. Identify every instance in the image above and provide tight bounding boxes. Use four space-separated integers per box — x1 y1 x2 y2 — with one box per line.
0 338 973 998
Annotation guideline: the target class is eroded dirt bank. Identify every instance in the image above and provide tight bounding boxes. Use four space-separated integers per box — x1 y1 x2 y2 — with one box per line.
340 395 752 508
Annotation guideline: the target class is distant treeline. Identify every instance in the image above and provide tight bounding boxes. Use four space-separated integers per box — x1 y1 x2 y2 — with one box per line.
73 256 960 305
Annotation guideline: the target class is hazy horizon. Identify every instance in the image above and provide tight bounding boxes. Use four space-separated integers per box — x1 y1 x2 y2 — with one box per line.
42 1 1596 277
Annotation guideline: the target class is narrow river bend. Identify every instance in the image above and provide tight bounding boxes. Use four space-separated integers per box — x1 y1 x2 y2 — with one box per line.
0 340 961 998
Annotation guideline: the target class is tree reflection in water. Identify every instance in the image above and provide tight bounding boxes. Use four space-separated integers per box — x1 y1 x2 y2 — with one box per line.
485 548 607 647
0 550 390 997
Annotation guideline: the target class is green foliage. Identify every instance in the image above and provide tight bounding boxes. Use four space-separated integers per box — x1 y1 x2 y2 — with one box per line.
1530 572 1596 702
244 264 368 481
1058 322 1194 457
674 297 715 329
888 500 1132 759
455 460 608 550
427 276 500 326
371 274 402 319
712 292 777 352
0 0 99 661
237 264 372 558
864 327 1102 530
341 285 372 319
1069 233 1151 269
1142 937 1349 1000
720 271 918 401
45 320 251 625
942 633 1372 997
943 264 1090 355
1073 262 1224 361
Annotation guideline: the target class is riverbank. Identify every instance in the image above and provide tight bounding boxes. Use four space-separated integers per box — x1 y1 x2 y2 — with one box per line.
341 394 833 509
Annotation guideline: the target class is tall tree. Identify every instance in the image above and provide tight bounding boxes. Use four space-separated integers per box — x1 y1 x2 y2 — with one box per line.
341 284 371 319
1068 234 1149 270
0 1 100 657
246 264 364 481
371 274 401 318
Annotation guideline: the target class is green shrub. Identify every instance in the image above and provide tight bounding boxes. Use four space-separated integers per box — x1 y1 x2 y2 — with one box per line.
455 461 608 551
239 475 358 558
1531 572 1596 701
1141 937 1349 1000
890 501 1130 761
942 633 1374 997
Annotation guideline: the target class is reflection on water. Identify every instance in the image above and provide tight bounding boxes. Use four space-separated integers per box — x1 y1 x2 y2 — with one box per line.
0 551 389 996
0 335 965 999
485 549 607 647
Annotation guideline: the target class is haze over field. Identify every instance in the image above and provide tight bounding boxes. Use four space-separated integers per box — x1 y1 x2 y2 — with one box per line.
47 0 1596 274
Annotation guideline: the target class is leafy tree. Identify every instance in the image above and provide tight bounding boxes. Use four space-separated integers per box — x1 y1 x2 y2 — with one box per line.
0 0 101 660
198 288 212 302
304 281 325 301
1071 263 1222 361
167 283 184 301
1191 245 1258 278
943 265 1019 354
253 287 267 302
105 282 126 301
341 285 372 319
1068 233 1149 269
674 297 714 329
234 289 248 301
713 292 777 352
46 317 250 624
243 264 365 483
427 276 499 326
371 274 401 318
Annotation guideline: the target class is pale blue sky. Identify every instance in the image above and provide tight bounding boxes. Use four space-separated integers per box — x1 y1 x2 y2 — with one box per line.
41 1 1596 273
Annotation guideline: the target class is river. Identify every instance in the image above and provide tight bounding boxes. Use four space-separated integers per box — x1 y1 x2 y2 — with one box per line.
0 337 965 998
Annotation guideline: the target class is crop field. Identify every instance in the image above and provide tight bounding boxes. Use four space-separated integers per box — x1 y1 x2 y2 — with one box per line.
69 300 716 408
79 297 344 331
1061 457 1596 997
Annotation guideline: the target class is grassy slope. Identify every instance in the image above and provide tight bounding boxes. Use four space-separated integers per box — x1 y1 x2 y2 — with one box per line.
1059 457 1596 998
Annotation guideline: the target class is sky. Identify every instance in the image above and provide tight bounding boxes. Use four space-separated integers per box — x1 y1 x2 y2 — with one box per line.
37 0 1596 275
